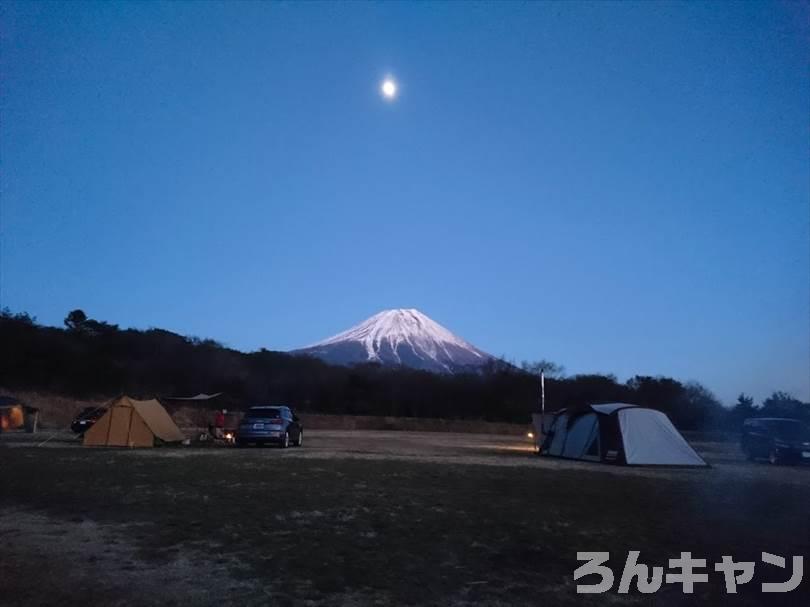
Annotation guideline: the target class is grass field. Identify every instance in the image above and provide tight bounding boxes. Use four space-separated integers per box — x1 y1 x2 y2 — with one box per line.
1 431 808 606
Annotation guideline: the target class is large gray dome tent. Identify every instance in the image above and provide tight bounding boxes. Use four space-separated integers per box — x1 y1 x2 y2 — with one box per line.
532 403 707 466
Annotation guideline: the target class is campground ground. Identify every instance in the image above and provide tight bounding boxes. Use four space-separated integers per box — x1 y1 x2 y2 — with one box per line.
1 430 808 606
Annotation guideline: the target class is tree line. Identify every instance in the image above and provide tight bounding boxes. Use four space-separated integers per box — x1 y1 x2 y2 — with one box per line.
2 308 807 430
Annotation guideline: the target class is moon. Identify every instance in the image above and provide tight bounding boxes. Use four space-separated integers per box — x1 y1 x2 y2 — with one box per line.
381 78 397 100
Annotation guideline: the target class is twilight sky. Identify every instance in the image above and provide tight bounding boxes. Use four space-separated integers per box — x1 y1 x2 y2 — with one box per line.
1 1 808 404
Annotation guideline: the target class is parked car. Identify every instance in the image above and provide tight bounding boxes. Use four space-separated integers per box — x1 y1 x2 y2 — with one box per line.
741 418 810 465
70 406 107 434
236 405 303 448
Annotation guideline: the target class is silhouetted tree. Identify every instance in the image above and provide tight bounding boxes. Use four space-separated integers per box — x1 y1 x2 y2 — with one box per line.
64 309 87 330
679 381 725 430
761 391 808 421
728 393 757 428
520 359 565 379
736 393 755 409
0 307 757 429
2 308 36 324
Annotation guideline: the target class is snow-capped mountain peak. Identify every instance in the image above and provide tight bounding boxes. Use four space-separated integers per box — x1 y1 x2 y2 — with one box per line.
293 309 493 373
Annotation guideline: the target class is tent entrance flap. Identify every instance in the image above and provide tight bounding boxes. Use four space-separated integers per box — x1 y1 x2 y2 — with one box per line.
546 414 569 456
561 413 599 460
619 409 706 466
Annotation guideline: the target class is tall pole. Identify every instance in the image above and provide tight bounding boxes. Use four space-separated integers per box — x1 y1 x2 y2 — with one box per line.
540 369 546 432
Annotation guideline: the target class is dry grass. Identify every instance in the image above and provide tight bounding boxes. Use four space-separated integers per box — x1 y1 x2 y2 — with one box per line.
1 431 808 606
297 413 526 435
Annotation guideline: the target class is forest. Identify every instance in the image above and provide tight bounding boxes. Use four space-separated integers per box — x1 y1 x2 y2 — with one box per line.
2 308 807 430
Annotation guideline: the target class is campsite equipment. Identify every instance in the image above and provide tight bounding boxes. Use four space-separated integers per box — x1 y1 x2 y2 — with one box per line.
533 403 707 466
83 396 185 447
0 396 26 432
0 405 25 432
0 404 25 432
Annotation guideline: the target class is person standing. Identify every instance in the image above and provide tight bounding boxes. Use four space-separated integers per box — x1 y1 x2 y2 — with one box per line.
214 409 226 438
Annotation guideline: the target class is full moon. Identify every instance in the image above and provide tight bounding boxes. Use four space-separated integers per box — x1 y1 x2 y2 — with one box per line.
381 78 397 100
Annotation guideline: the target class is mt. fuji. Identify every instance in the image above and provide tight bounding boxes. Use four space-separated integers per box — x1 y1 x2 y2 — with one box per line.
292 309 494 373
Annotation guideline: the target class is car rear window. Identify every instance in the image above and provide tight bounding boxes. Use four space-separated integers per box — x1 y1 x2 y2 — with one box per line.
768 421 810 441
78 407 105 418
245 408 283 419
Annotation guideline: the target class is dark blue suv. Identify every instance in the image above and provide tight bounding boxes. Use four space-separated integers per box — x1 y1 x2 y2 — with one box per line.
741 418 810 464
236 405 303 448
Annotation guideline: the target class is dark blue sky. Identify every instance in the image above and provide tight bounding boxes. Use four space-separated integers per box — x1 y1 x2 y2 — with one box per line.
2 2 808 404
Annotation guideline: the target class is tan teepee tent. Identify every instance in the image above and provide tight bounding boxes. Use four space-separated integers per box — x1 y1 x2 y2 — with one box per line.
83 396 185 447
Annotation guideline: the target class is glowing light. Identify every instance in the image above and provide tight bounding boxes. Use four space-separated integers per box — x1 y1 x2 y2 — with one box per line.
527 432 534 439
381 78 397 100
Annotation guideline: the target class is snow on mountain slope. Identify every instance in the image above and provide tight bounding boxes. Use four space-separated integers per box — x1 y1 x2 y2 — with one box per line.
292 309 494 373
